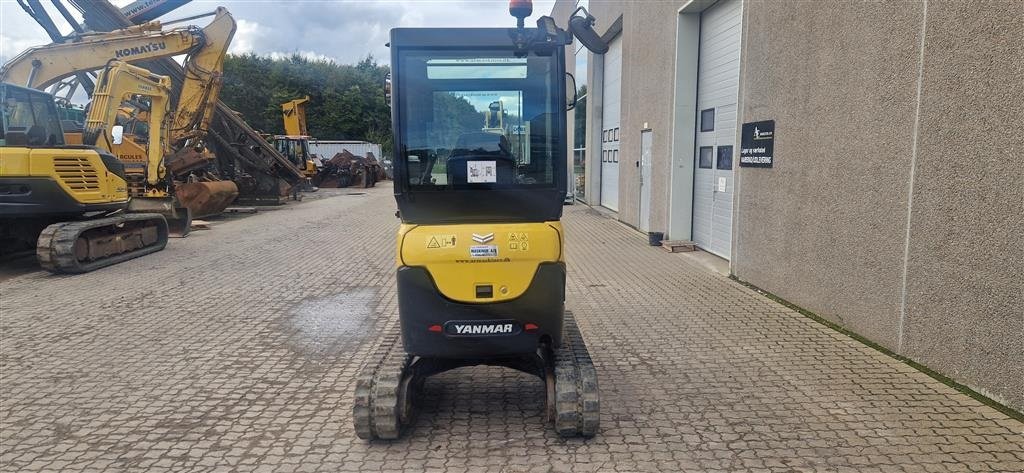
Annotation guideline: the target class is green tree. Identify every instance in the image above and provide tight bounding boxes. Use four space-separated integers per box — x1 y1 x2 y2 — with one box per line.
430 92 486 155
219 53 392 154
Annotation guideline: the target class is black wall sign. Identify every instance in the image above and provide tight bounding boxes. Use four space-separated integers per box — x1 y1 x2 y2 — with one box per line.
740 120 775 168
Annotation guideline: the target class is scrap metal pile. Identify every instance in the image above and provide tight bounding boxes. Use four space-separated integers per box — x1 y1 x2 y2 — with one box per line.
314 150 385 189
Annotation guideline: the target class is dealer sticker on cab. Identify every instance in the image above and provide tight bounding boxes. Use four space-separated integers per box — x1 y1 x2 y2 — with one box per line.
470 245 498 258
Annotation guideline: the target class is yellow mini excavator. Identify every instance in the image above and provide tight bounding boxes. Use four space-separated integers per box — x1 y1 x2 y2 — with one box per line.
353 1 608 439
0 79 169 273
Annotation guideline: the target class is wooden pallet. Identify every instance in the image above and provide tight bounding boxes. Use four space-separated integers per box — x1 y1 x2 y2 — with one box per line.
661 240 696 253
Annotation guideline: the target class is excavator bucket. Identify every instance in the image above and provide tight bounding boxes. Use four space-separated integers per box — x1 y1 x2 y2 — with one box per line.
165 206 192 238
175 181 239 218
128 197 192 238
126 197 191 238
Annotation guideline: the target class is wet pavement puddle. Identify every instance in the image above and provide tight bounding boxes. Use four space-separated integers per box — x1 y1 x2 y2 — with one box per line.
285 287 379 357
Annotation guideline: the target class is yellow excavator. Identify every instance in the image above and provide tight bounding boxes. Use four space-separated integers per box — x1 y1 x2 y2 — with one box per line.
0 64 175 273
275 96 318 183
353 1 609 439
0 7 238 217
80 60 192 233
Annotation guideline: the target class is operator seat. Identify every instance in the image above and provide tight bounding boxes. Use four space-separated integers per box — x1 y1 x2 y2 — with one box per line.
446 131 515 185
4 127 28 146
26 125 49 146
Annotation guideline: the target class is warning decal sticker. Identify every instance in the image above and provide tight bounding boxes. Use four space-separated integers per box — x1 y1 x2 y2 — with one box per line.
426 234 457 249
507 232 530 251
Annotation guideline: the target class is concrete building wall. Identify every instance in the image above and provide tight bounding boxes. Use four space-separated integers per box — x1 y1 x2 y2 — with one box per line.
898 0 1024 409
733 0 1023 410
732 0 924 351
577 1 681 233
551 0 1023 410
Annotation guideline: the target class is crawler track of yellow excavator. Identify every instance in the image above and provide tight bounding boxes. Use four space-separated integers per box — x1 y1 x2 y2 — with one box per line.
36 213 168 274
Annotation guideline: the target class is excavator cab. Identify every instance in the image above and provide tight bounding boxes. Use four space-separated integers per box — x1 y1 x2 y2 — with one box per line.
354 3 608 440
1 84 65 147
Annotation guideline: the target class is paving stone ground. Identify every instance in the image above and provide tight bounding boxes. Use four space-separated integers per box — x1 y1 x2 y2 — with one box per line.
1 183 1021 473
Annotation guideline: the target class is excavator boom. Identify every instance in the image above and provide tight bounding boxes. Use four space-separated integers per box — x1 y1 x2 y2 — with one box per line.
2 22 197 90
0 7 236 148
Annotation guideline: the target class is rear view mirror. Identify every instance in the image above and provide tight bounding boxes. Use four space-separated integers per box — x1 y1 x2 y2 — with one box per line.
569 7 608 54
111 125 124 145
566 73 578 110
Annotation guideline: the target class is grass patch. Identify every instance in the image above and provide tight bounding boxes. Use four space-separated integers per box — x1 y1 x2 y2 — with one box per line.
729 275 1023 423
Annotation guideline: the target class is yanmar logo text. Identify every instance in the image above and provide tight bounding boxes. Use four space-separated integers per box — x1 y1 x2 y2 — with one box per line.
453 324 513 335
444 320 520 337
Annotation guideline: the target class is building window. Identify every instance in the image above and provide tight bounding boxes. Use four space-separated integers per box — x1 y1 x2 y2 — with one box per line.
700 108 715 132
717 145 733 170
698 146 713 169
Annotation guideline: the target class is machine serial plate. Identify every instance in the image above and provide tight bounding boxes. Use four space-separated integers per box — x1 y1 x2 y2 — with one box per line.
443 320 521 337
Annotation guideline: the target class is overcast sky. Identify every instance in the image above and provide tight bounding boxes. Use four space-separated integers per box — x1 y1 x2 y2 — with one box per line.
0 0 558 65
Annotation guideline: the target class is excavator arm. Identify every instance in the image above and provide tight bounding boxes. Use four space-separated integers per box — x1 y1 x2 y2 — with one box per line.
281 96 310 136
82 60 172 187
0 7 235 148
171 8 235 147
1 21 197 90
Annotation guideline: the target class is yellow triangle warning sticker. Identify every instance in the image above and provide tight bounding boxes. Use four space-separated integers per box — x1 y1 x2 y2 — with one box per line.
427 237 440 248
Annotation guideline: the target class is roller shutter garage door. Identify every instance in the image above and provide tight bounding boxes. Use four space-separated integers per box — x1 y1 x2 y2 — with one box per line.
692 0 741 259
599 36 622 211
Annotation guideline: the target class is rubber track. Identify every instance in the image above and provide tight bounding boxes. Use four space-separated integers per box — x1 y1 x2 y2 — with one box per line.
353 327 409 440
373 347 412 439
355 312 599 439
554 311 600 437
36 213 168 274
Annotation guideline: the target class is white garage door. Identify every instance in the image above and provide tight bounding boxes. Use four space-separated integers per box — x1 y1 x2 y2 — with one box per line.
692 0 741 259
600 36 622 211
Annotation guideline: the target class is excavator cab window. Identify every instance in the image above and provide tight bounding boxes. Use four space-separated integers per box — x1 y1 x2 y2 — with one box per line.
0 84 65 147
390 28 567 224
275 138 297 166
399 53 556 189
121 97 152 144
274 137 311 169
